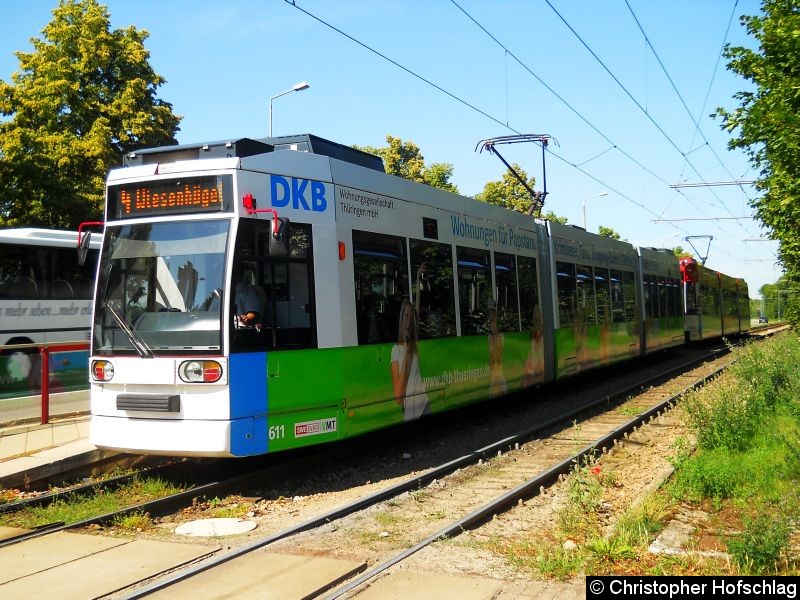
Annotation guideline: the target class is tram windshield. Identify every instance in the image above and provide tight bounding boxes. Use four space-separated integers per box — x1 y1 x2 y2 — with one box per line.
93 219 229 356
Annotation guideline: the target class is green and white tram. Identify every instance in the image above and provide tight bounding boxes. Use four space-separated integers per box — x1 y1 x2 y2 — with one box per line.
88 134 745 457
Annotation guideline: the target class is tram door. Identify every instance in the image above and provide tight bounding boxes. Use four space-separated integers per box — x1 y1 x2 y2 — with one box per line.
232 220 316 351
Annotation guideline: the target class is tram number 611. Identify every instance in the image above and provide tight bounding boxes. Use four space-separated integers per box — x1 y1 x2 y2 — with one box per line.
268 425 285 440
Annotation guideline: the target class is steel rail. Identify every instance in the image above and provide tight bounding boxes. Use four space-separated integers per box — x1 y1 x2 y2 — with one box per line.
121 344 736 599
324 362 730 599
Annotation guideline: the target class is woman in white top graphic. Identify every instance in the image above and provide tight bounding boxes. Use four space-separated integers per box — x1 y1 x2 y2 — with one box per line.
391 267 430 421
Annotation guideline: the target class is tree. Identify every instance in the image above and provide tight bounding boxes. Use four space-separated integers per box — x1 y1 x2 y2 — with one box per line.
715 0 800 327
0 0 181 228
475 163 535 213
757 275 796 322
476 163 568 223
597 226 621 240
672 246 693 258
542 211 568 224
355 135 458 193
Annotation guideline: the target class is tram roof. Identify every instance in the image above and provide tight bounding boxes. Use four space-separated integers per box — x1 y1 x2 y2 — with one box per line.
123 134 384 173
259 134 384 173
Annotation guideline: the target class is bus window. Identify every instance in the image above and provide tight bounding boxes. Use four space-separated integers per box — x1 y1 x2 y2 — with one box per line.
457 246 491 336
409 239 455 339
0 245 40 298
352 230 408 344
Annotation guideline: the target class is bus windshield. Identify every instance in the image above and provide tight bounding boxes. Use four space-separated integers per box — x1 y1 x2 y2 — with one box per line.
93 219 229 356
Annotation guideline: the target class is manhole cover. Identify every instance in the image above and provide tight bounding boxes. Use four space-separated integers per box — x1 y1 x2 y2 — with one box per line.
174 518 257 537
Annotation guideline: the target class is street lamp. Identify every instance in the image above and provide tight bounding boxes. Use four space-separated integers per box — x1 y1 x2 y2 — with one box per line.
582 192 608 231
269 81 310 137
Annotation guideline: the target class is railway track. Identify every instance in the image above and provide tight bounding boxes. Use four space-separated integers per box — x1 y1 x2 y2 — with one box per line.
125 348 735 599
0 329 783 598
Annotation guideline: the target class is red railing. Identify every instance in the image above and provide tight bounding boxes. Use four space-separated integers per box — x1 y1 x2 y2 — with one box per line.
39 341 90 425
1 340 90 425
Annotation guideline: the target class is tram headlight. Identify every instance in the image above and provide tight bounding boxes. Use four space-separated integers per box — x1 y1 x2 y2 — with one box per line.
91 360 114 382
179 360 222 383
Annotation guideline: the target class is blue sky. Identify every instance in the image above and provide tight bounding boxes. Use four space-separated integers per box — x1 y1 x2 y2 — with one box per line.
1 1 781 298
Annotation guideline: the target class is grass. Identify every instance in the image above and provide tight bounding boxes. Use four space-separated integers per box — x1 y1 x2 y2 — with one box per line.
0 476 184 529
484 333 800 578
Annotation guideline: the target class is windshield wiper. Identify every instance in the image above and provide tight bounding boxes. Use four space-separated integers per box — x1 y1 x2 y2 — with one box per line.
105 302 154 359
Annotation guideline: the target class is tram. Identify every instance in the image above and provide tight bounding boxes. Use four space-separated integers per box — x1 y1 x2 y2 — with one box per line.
88 134 750 457
680 257 750 342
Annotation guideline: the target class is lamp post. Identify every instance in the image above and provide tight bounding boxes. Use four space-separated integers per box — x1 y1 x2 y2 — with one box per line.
582 192 608 231
269 81 310 137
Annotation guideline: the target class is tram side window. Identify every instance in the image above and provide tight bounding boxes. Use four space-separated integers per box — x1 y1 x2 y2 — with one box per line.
518 256 540 332
727 289 739 317
623 271 637 321
556 262 576 326
231 220 316 352
594 268 610 324
494 252 519 332
699 283 715 316
672 279 682 317
576 264 596 324
685 282 698 315
610 270 625 323
410 239 456 339
352 230 409 345
643 275 655 319
738 288 750 320
658 277 670 320
457 246 492 336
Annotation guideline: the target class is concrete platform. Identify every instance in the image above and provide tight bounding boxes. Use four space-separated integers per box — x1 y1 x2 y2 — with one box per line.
357 572 587 600
147 551 367 599
0 417 590 599
0 532 216 599
0 415 116 490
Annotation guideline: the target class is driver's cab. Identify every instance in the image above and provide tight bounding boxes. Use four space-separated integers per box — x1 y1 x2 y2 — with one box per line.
230 218 316 352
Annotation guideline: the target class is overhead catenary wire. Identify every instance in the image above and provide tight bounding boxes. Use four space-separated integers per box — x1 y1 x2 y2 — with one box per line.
446 0 750 253
282 0 669 224
448 0 761 250
542 0 769 261
284 0 773 277
623 0 758 238
543 0 761 246
448 0 675 190
448 0 768 267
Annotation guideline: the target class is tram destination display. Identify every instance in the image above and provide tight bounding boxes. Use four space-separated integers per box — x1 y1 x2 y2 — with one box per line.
109 175 232 219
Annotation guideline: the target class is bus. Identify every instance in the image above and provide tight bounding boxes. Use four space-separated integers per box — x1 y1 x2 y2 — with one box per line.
0 228 100 395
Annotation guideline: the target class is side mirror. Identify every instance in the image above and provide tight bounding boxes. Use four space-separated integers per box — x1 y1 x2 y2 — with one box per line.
77 221 103 266
269 217 290 257
78 230 92 266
